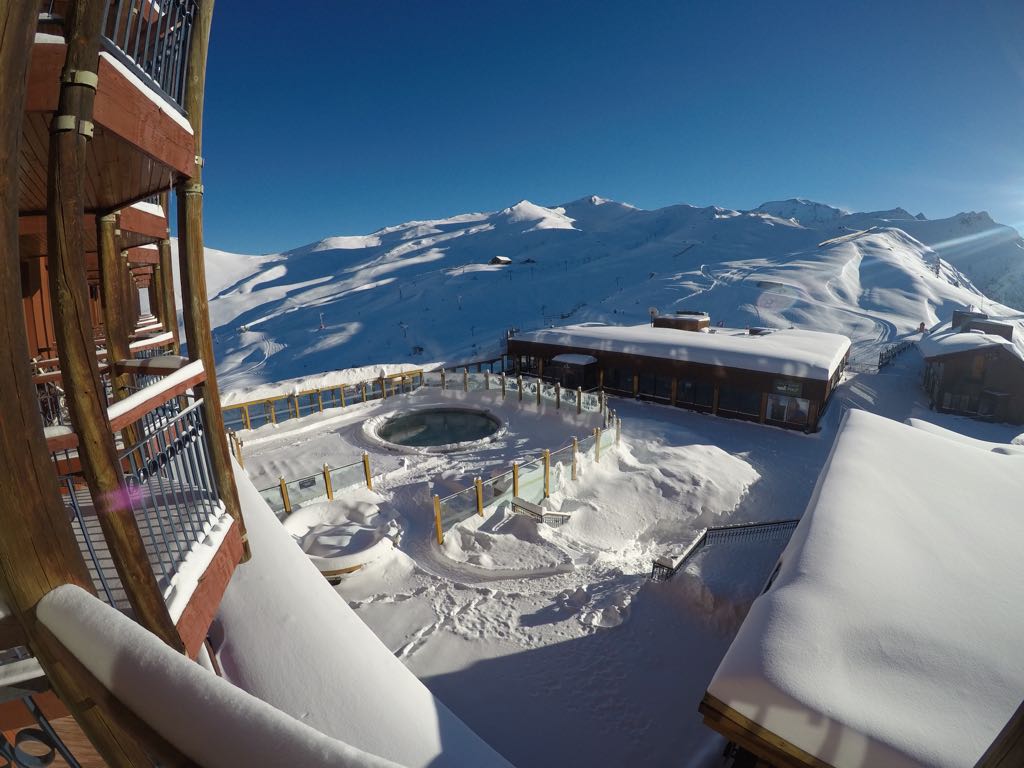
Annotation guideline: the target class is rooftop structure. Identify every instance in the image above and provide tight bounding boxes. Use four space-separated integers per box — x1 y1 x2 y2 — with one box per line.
700 410 1024 767
508 322 850 431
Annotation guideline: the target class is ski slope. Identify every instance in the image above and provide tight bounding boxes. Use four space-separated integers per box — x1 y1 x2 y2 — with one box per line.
198 196 1024 390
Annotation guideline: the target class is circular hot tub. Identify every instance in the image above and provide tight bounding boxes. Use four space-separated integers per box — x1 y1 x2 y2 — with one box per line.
364 407 504 453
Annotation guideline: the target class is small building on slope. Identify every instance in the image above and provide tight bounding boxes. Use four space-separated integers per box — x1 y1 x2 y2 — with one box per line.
699 410 1024 767
918 313 1024 424
507 321 850 431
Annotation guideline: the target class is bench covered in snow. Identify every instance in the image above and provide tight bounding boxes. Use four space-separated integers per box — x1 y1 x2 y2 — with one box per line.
510 497 571 527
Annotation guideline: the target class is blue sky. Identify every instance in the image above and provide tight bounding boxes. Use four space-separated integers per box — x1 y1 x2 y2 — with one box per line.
198 1 1024 254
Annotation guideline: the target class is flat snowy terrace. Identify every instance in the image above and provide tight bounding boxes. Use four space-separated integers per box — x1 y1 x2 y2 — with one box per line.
514 323 851 380
917 320 1024 362
707 410 1024 768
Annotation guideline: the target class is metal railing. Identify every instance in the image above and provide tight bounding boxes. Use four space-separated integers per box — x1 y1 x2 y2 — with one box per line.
650 519 800 582
100 0 198 110
878 339 915 369
257 455 373 516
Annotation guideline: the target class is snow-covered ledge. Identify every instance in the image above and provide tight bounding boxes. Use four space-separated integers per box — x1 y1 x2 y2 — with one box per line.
36 584 401 768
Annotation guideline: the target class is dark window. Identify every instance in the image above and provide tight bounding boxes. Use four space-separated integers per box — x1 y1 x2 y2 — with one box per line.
718 387 762 417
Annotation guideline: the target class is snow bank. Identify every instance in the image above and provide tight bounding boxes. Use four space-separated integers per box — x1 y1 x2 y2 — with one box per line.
220 363 435 406
216 462 512 767
514 324 851 381
282 498 398 573
708 410 1024 767
36 584 401 768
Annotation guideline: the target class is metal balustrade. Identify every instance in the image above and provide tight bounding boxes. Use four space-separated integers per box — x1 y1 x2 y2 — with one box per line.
650 519 800 582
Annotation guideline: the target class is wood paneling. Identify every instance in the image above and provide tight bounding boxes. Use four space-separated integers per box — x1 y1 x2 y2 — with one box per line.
175 523 244 659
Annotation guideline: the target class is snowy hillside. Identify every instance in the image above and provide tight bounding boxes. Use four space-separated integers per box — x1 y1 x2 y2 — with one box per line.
199 197 1024 389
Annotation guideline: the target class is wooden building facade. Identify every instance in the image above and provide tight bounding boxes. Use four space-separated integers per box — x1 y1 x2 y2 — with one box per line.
508 323 850 432
1 1 251 763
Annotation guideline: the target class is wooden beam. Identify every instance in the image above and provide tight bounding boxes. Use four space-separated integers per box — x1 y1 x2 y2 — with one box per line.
45 0 183 656
0 3 170 766
976 699 1024 768
177 0 250 561
175 523 243 659
99 214 133 402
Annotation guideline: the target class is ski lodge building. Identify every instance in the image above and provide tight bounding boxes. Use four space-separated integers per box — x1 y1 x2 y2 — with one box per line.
699 410 1024 768
918 310 1024 424
507 318 851 431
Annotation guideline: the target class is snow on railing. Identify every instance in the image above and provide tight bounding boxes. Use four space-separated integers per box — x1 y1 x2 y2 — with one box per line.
649 519 800 582
877 339 916 369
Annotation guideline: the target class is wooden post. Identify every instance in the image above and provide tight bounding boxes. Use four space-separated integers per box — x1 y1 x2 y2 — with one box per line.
517 375 524 402
536 379 542 407
380 376 387 400
98 214 132 401
433 495 444 545
324 464 334 500
501 372 507 398
632 374 639 397
362 452 373 490
269 400 277 424
440 368 446 390
317 389 324 412
595 427 602 462
572 437 579 480
157 230 179 354
361 382 367 402
475 477 484 516
463 368 469 392
279 477 291 515
577 386 583 415
291 394 300 418
512 462 520 497
485 371 490 390
236 439 245 469
176 0 250 561
47 0 183 650
340 385 347 407
543 449 551 498
0 6 172 760
555 382 561 409
242 404 251 430
538 359 544 379
671 378 678 407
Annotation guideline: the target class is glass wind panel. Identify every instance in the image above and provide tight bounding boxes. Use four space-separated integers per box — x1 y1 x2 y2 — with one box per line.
222 408 245 431
517 457 546 504
259 486 286 513
248 404 271 430
286 473 328 509
601 428 616 452
271 398 292 423
423 371 443 388
481 470 515 511
330 461 365 492
540 383 558 403
580 392 601 412
577 434 597 459
466 373 488 391
439 485 479 529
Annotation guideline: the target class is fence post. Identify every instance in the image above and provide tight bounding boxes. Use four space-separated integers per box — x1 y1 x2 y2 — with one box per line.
433 495 443 545
594 427 602 463
555 383 561 409
294 395 303 418
361 383 367 403
362 452 373 491
340 385 347 407
513 462 519 497
536 380 541 407
324 464 334 500
441 368 446 390
616 417 621 446
475 476 484 516
543 449 550 498
317 389 324 412
463 368 469 392
269 400 277 424
380 376 387 400
485 371 490 390
279 477 291 515
572 437 578 480
236 440 245 469
577 386 582 415
501 372 507 398
517 375 523 402
242 404 251 430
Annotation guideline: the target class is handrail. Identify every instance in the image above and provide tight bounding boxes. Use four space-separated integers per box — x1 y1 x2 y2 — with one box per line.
650 518 800 582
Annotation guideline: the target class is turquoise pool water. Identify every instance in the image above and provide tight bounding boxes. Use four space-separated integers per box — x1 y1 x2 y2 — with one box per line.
377 408 500 448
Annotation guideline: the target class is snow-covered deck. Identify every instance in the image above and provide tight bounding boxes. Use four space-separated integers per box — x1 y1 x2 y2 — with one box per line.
705 410 1024 767
514 323 851 380
918 320 1024 363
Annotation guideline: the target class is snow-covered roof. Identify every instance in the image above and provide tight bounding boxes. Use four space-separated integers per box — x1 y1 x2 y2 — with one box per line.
514 324 850 381
918 321 1024 363
707 410 1024 768
550 353 598 366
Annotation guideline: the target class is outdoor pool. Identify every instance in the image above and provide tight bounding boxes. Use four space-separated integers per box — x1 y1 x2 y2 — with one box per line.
374 407 502 450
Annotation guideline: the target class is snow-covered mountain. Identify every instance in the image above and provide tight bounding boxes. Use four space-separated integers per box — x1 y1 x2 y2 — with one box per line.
200 197 1024 389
